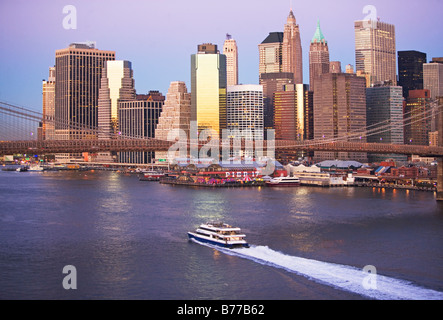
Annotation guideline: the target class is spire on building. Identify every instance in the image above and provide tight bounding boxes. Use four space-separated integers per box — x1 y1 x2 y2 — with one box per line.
309 19 330 92
311 19 326 43
282 8 303 84
287 9 296 24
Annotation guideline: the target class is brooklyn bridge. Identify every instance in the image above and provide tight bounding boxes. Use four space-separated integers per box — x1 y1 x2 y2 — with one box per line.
1 137 443 157
1 100 442 201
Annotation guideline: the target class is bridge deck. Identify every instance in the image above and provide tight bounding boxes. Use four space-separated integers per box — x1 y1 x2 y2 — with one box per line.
1 139 443 157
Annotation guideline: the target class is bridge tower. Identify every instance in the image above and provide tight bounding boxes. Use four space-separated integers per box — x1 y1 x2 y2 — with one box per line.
437 97 443 201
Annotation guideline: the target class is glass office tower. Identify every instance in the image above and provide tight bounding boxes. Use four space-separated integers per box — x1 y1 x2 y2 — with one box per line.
404 89 432 146
273 83 309 141
273 84 312 161
191 43 227 135
398 50 427 98
366 84 406 163
98 60 136 139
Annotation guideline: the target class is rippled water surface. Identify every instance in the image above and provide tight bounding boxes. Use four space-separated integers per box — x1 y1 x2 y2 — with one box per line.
0 170 442 300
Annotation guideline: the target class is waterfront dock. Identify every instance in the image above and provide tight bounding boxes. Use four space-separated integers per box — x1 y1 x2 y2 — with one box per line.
159 177 265 188
354 182 436 192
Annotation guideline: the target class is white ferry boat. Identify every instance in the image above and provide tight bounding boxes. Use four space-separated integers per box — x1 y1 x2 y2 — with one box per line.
266 176 300 187
188 222 249 249
28 164 44 172
139 170 165 181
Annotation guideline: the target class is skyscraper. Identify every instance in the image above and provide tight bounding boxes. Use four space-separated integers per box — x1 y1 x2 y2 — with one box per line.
346 65 355 74
226 84 264 141
223 34 238 86
404 89 432 146
366 84 406 163
259 31 287 135
305 90 314 142
273 83 312 161
55 42 115 140
309 20 329 92
258 32 284 75
191 43 227 135
329 61 342 74
98 60 136 140
259 72 294 135
96 60 136 163
155 81 191 162
313 72 367 162
258 10 303 137
282 10 303 84
273 83 308 141
423 59 443 100
42 66 56 141
118 92 164 164
354 20 397 86
398 50 427 98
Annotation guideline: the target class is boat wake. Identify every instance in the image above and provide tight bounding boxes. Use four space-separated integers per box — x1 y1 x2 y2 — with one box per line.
190 239 443 300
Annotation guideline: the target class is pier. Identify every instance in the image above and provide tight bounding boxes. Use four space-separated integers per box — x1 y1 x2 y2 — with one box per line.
159 177 266 188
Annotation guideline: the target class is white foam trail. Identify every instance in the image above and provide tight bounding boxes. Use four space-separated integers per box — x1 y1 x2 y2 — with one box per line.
191 240 443 300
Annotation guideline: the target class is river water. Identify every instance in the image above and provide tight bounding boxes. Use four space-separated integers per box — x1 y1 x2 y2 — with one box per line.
0 169 442 300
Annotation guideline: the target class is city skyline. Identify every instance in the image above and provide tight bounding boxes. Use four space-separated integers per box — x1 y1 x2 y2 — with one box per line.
0 0 442 113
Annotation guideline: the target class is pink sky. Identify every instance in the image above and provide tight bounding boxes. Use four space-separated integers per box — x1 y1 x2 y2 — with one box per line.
0 0 442 111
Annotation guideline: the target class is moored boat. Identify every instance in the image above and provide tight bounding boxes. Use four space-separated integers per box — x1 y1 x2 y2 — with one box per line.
266 176 300 187
188 222 249 249
28 164 44 171
139 170 165 181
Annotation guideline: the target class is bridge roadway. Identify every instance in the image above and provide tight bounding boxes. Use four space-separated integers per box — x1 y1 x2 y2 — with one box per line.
1 138 443 157
1 138 443 201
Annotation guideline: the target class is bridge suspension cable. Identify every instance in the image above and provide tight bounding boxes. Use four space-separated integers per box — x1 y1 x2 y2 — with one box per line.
0 99 441 149
279 103 442 148
0 100 142 141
